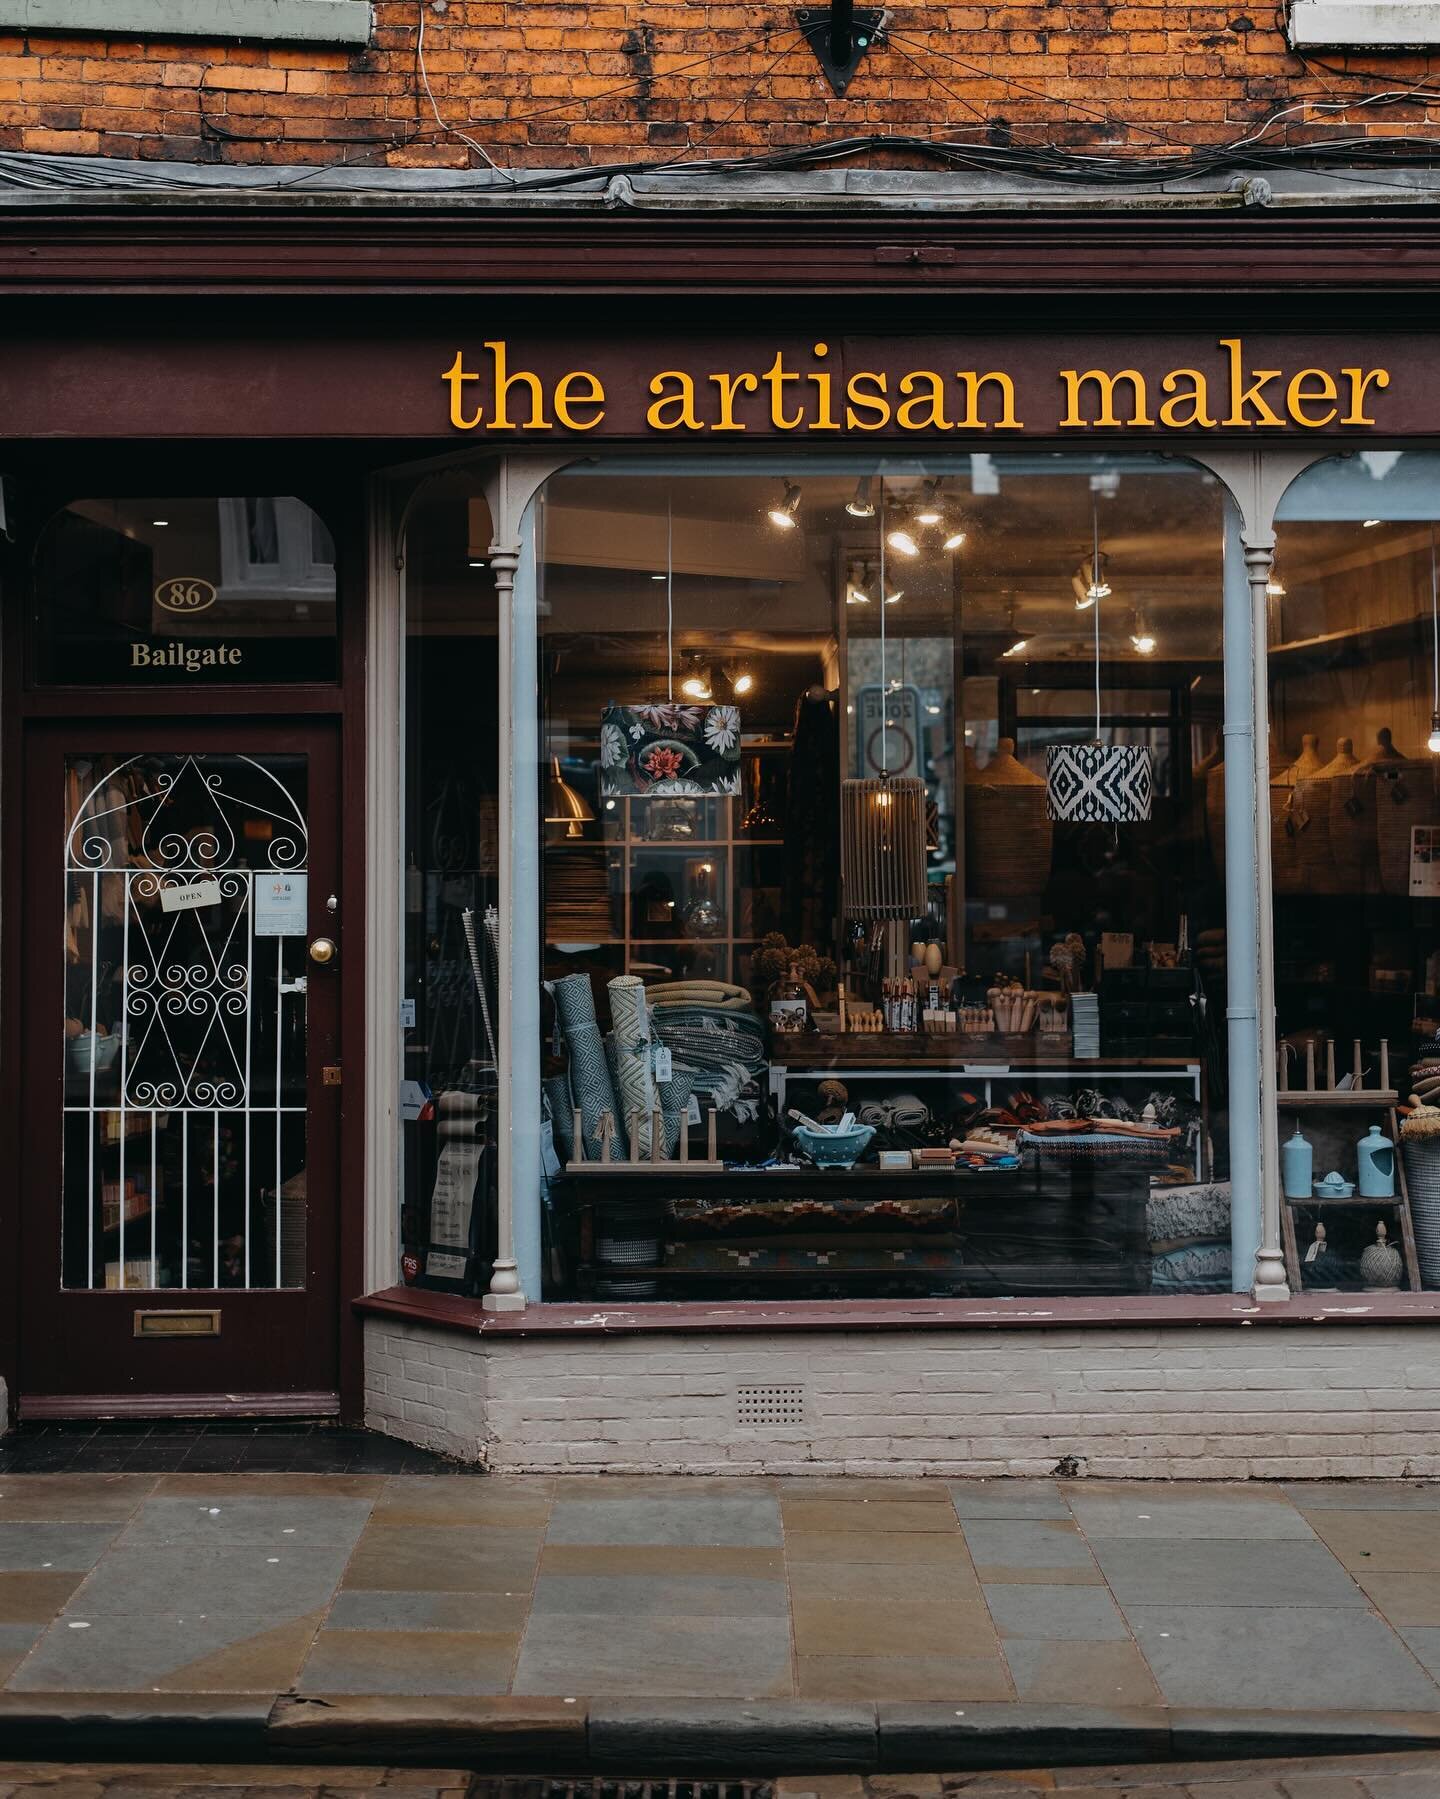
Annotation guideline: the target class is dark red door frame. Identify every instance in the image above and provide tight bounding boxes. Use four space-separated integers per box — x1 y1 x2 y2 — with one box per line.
0 456 369 1423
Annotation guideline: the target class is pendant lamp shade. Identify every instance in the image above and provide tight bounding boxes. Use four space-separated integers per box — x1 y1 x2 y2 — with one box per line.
546 755 594 839
1045 742 1153 823
841 775 929 917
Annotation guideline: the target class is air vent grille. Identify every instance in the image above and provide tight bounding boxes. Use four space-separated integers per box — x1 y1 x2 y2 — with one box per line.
735 1383 805 1427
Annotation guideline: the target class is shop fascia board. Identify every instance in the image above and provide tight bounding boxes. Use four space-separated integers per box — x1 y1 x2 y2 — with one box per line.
0 0 372 41
1289 0 1440 41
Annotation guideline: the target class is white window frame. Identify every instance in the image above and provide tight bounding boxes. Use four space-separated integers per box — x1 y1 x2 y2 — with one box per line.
0 0 371 46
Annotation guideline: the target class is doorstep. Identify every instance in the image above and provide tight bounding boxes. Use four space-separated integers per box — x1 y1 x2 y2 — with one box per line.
354 1284 1440 1336
3 1694 1440 1772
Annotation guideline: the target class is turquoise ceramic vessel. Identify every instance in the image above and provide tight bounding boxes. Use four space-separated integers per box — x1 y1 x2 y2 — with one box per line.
791 1123 875 1169
1357 1123 1396 1197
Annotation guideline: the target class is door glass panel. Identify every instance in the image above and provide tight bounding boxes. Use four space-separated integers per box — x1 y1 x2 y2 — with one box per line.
62 752 310 1291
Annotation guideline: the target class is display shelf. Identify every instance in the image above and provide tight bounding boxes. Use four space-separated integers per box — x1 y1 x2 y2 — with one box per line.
1279 1089 1400 1108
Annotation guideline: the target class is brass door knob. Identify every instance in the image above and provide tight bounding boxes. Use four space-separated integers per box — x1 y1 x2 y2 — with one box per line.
308 937 337 966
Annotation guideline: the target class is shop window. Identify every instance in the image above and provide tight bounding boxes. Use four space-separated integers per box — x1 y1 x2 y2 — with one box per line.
536 456 1232 1304
1269 450 1440 1295
32 496 338 685
399 476 501 1294
1288 0 1440 48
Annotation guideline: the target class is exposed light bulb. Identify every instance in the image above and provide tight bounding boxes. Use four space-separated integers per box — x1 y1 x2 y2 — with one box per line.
926 704 941 715
915 506 942 526
650 573 667 581
1430 712 1440 755
152 519 170 527
681 674 712 700
846 584 872 605
1363 518 1381 528
1131 632 1157 656
1265 576 1286 598
732 672 754 696
845 477 875 519
942 529 967 551
1002 638 1029 658
883 588 903 604
887 529 919 558
468 559 486 569
1074 591 1096 612
1087 578 1112 602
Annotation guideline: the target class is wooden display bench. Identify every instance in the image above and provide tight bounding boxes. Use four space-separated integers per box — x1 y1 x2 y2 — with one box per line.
1278 1083 1423 1293
558 1157 1154 1299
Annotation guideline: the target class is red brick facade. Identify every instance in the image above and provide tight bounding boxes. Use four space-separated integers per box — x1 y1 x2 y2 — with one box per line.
1 3 1439 171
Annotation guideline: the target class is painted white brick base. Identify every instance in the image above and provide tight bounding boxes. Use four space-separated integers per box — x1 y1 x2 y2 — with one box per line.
363 1318 1440 1478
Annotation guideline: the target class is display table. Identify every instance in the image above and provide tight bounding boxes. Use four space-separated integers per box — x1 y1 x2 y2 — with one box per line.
558 1159 1153 1299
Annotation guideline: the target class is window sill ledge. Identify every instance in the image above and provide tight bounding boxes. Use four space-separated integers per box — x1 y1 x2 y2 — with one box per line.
0 0 372 45
354 1285 1440 1339
1289 0 1440 44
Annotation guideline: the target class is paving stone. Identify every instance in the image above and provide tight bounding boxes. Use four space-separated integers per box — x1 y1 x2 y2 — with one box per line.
0 1479 157 1523
340 1528 540 1595
531 1572 789 1617
326 1591 527 1633
539 1543 785 1579
793 1597 999 1660
368 1482 551 1530
788 1562 983 1607
57 1545 351 1617
948 1482 1070 1522
8 1611 323 1693
1283 1483 1440 1512
781 1502 962 1536
1357 1573 1440 1626
982 1585 1130 1642
0 1574 85 1625
1395 1626 1440 1678
1067 1493 1314 1542
1089 1537 1366 1610
0 1527 117 1574
120 1498 374 1548
513 1611 793 1698
1360 1774 1440 1794
1127 1605 1440 1711
154 1476 387 1501
1277 1779 1383 1797
0 1624 41 1684
297 1630 518 1697
777 1480 947 1502
963 1522 1100 1580
795 1655 1013 1701
785 1533 976 1569
1304 1512 1440 1574
545 1495 782 1547
999 1640 1160 1707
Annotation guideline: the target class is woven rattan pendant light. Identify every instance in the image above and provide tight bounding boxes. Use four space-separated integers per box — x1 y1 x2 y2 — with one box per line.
841 481 928 919
1045 497 1153 824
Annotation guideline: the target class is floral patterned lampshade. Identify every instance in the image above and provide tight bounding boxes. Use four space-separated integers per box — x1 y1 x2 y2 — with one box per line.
600 702 743 797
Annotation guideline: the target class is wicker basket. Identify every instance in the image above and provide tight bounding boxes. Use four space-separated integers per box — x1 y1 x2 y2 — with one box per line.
965 736 1053 897
1402 1135 1440 1288
1375 755 1440 896
1205 736 1305 891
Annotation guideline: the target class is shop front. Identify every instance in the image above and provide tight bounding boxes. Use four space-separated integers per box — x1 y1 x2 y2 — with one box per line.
4 267 1440 1472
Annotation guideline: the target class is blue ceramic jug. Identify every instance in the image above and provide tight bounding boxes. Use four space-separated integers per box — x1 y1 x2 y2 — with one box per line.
1357 1123 1396 1198
1281 1126 1313 1200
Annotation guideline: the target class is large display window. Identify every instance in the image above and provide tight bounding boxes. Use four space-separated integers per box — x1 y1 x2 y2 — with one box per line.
533 455 1234 1301
1269 451 1440 1295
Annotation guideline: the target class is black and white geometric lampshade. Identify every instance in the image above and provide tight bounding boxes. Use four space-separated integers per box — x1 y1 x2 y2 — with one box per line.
1045 742 1153 823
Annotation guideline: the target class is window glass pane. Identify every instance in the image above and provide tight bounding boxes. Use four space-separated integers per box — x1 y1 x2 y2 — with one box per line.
33 497 338 685
399 476 502 1293
537 455 1230 1303
1270 451 1440 1292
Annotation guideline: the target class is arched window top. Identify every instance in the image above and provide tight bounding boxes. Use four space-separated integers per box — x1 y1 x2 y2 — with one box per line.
32 496 338 687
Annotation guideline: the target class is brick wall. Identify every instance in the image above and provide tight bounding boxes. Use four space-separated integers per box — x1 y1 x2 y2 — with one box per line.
2 4 1440 170
363 1317 1440 1478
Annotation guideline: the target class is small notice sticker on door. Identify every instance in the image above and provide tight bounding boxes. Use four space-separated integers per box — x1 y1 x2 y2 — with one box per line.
256 873 307 936
160 879 222 914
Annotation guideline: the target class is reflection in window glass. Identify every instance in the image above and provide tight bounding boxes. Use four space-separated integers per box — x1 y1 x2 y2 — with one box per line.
33 496 338 685
1271 451 1440 1293
537 456 1231 1303
399 477 502 1294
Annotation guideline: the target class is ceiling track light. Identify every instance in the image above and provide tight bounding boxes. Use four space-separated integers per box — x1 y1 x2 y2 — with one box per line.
768 480 802 531
845 476 875 518
723 660 755 696
886 526 919 558
913 478 944 527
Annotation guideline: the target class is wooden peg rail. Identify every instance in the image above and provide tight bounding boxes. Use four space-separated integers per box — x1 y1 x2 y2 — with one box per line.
1278 1036 1393 1103
566 1105 724 1173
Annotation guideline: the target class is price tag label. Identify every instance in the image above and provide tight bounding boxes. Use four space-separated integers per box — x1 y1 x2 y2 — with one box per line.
653 1045 673 1083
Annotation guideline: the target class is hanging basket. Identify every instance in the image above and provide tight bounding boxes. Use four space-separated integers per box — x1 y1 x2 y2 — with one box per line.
966 737 1053 897
1291 737 1359 895
1402 1134 1440 1289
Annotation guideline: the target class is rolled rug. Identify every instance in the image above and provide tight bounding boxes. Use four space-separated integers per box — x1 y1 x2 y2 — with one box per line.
660 1067 697 1156
609 974 658 1157
544 1073 575 1162
565 1019 621 1161
553 971 600 1033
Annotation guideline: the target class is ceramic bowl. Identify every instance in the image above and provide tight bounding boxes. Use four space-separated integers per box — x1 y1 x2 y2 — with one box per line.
1313 1174 1356 1198
792 1123 876 1169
